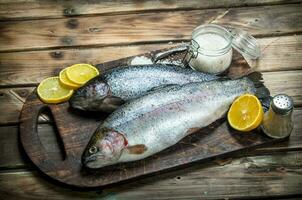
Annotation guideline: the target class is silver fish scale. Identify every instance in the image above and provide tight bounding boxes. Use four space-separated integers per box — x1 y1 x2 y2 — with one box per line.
100 78 255 163
70 64 219 112
103 65 218 100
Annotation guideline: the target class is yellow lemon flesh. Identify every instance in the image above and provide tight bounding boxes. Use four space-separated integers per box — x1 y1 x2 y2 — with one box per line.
227 94 264 132
59 68 81 89
37 77 74 104
66 64 99 85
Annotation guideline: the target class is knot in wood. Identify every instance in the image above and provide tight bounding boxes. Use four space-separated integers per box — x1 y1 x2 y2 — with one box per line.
66 19 79 29
50 51 64 59
63 7 76 16
60 37 73 45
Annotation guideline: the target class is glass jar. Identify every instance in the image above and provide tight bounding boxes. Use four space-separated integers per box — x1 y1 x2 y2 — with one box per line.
186 24 261 74
187 24 233 74
261 94 294 139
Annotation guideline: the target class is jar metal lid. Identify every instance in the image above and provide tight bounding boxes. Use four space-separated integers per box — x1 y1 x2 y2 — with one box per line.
271 94 294 115
227 27 261 59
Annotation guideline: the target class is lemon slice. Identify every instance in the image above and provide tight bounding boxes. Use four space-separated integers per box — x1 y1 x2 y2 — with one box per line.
37 77 73 104
59 68 81 89
66 64 99 85
227 94 264 132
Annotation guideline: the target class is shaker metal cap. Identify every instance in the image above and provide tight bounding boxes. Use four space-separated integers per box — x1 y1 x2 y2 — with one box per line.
271 94 294 115
227 27 261 59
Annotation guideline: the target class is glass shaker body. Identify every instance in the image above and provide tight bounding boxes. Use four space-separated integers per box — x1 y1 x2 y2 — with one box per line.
261 94 294 139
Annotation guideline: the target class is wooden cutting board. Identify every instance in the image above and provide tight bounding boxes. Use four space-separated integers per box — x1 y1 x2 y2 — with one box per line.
19 46 282 188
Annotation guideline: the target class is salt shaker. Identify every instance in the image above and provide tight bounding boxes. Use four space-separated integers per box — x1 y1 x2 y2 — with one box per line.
261 94 294 139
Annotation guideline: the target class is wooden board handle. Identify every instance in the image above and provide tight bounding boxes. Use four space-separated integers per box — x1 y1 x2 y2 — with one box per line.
49 105 73 157
20 93 71 172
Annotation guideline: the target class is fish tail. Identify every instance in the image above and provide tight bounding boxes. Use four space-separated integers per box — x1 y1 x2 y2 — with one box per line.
223 71 271 110
245 72 270 98
246 71 271 111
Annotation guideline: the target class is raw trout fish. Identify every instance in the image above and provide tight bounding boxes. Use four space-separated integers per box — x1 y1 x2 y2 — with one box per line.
82 72 269 169
70 64 218 112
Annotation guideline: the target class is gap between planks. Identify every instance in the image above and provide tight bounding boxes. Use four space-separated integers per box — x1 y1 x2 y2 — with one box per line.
0 34 302 87
1 0 301 21
0 31 301 54
0 151 301 199
1 4 302 52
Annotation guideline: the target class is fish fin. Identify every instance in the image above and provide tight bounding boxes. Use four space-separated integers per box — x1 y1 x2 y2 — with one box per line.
246 71 270 98
103 96 125 106
185 127 200 136
219 72 271 112
217 76 230 81
246 71 271 112
99 96 125 113
149 84 178 92
126 144 147 154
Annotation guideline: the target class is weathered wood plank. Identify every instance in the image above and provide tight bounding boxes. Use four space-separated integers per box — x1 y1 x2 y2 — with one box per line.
0 43 176 86
1 108 301 169
0 88 23 125
247 35 302 72
1 0 300 20
263 70 302 106
0 88 48 125
1 4 302 52
0 70 301 125
0 125 27 169
1 35 302 86
0 151 301 199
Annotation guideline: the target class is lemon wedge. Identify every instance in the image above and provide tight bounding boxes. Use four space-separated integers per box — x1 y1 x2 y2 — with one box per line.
59 68 81 89
228 94 264 132
66 64 99 85
37 77 73 104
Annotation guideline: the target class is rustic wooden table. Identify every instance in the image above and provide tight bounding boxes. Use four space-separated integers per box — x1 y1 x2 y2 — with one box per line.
0 1 302 199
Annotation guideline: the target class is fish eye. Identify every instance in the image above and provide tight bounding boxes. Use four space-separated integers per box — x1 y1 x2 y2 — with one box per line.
88 146 98 154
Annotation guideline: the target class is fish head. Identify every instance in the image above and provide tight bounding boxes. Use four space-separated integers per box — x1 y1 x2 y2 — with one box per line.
82 128 127 169
69 78 111 111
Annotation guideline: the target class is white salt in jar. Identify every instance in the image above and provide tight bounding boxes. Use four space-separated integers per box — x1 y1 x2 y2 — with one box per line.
186 24 261 74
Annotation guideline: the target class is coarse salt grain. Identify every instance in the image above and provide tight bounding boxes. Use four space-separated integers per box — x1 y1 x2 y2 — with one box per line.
130 56 153 65
189 33 232 74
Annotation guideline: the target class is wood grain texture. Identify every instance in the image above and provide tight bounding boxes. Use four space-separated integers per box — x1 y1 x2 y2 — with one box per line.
0 151 301 199
263 70 302 106
1 35 302 86
1 108 301 170
0 88 24 125
0 0 301 198
0 87 48 125
1 69 301 125
1 0 300 20
0 43 176 86
247 35 302 72
0 125 27 169
1 4 302 52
